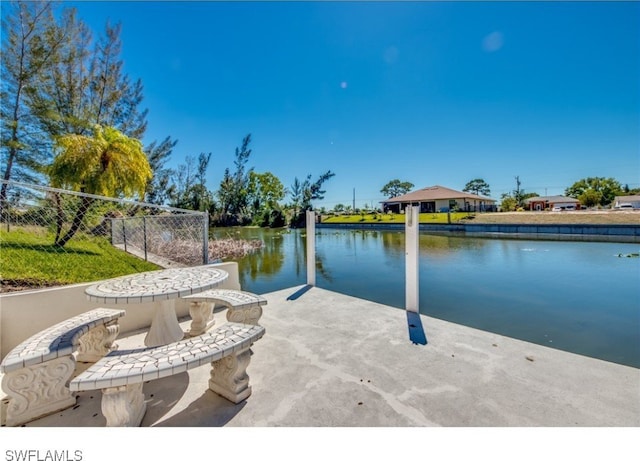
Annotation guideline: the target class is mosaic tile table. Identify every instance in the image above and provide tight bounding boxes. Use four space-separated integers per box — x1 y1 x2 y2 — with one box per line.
85 266 229 347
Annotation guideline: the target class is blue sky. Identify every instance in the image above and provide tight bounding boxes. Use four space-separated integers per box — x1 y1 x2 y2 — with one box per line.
62 1 638 208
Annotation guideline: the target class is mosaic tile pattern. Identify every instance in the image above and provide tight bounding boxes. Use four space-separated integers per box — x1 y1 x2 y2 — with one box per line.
69 323 265 392
0 308 126 373
85 266 229 304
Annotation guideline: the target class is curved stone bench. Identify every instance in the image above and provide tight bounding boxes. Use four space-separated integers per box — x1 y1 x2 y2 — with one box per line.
183 289 267 336
70 322 265 427
1 308 125 426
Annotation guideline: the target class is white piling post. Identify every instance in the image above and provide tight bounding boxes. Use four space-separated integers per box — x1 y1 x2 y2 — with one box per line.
405 205 419 313
306 210 316 286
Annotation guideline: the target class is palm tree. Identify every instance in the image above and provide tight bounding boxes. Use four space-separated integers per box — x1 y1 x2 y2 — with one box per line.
49 125 152 247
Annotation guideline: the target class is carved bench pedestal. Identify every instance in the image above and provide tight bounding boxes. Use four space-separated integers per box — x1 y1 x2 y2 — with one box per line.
77 320 121 363
2 356 76 427
186 301 216 337
209 347 253 404
101 383 146 427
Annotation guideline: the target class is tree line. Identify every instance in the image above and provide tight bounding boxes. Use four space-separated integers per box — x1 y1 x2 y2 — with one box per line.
377 177 638 212
1 1 334 242
164 133 334 227
495 176 639 210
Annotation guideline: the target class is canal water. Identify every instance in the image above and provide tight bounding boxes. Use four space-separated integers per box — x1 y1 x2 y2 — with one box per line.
211 227 640 368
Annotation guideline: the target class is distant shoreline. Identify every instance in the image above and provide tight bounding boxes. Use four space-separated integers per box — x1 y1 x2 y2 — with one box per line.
461 210 640 226
317 216 640 243
321 210 640 226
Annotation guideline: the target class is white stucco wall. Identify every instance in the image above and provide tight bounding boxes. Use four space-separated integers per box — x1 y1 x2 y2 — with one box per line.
0 262 241 361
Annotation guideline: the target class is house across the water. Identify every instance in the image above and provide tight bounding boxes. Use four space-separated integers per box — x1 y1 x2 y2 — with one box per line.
613 195 640 210
524 195 581 211
381 185 497 213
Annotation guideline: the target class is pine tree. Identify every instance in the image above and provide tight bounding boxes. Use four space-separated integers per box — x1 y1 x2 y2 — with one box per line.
145 136 177 205
1 1 61 204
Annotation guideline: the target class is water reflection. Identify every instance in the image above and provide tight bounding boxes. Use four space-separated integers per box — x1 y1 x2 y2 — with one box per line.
211 227 640 368
241 230 286 282
211 227 290 285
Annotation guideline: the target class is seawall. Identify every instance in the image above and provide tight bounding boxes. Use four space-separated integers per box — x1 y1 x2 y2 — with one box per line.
317 222 640 243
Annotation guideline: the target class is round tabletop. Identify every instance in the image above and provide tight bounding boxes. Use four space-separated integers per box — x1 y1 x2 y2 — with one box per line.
85 266 229 304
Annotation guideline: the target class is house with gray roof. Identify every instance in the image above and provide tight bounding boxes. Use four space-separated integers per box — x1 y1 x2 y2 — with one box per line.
613 195 640 209
381 185 496 213
524 195 581 211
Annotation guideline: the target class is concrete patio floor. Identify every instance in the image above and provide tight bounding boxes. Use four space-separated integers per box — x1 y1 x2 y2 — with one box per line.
14 285 638 428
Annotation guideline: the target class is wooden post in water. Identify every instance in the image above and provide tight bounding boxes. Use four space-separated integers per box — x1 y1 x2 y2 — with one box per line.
405 205 419 312
306 210 316 286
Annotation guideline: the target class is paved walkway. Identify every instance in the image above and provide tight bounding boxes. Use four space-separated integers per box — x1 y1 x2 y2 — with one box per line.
16 285 638 428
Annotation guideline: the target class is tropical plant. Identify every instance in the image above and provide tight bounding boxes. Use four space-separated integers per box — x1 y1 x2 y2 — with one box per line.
48 125 151 247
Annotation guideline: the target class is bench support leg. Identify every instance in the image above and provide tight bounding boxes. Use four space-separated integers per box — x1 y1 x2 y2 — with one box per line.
77 320 120 362
209 347 252 403
187 301 215 337
101 383 146 427
1 356 76 426
227 305 263 326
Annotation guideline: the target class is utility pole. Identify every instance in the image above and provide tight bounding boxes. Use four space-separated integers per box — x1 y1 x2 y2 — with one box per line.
353 188 355 210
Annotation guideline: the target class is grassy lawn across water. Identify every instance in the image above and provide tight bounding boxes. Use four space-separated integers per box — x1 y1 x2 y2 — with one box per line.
321 210 640 225
1 226 159 291
322 212 474 224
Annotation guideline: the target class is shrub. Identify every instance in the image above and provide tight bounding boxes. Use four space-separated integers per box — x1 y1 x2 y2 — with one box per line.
268 209 286 228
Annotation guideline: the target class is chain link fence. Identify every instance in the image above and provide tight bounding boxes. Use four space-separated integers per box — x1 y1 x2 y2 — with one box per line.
0 180 208 292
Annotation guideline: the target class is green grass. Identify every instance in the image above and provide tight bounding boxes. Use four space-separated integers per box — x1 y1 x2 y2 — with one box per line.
322 211 640 225
321 212 475 224
1 226 159 289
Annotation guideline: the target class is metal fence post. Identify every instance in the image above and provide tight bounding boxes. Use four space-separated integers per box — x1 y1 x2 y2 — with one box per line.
306 210 316 286
405 205 419 313
122 219 127 253
143 216 148 261
202 212 209 265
